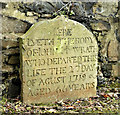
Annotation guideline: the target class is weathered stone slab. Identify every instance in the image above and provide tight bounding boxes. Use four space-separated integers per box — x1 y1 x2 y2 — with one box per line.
108 40 119 61
2 15 31 33
20 16 98 104
112 63 120 77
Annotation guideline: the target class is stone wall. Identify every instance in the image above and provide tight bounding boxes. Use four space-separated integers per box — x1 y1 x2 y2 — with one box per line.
1 1 120 98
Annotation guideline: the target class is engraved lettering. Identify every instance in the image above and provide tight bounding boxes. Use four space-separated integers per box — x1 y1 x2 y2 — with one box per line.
49 67 66 75
26 79 36 87
27 39 35 46
56 28 72 36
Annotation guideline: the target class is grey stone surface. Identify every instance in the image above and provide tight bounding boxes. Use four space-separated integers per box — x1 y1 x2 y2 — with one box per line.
108 40 119 61
93 2 118 17
2 39 19 49
3 49 19 55
33 2 55 14
2 65 14 73
2 15 31 33
90 20 111 31
112 63 120 77
8 55 19 65
70 2 86 17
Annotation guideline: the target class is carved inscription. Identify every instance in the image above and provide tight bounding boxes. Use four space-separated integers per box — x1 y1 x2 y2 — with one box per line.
20 16 98 104
56 28 72 36
23 35 97 96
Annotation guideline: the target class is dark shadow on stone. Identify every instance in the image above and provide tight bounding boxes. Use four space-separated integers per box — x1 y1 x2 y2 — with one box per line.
21 20 32 33
7 78 21 98
101 64 112 78
0 2 7 9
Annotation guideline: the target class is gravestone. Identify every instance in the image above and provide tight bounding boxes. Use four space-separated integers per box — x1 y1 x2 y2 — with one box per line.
20 16 98 104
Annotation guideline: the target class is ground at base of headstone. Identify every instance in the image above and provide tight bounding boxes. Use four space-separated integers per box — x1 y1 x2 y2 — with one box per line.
1 77 119 114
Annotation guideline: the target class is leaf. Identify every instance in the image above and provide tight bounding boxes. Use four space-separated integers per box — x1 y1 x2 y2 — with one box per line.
65 106 75 110
75 100 81 103
103 94 110 98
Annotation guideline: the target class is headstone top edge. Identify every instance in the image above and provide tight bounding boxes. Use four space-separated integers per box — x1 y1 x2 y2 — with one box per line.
21 15 95 40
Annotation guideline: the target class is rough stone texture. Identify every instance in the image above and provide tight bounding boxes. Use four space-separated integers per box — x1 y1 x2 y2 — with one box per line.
8 55 19 65
70 2 86 17
20 16 98 104
2 48 19 55
2 54 8 64
2 39 19 49
2 15 31 33
112 63 120 77
90 21 111 31
108 40 119 61
2 33 24 40
117 27 120 42
117 6 120 42
2 65 14 73
93 2 118 17
32 1 55 14
118 40 120 60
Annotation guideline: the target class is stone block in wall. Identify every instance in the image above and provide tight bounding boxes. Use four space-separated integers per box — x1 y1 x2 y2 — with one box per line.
90 20 111 31
70 2 86 17
93 2 118 17
2 33 24 40
2 54 8 64
3 48 19 56
2 39 19 49
97 32 109 57
108 40 119 61
116 13 120 42
8 55 19 65
117 27 120 42
2 65 14 73
2 15 31 33
112 63 120 77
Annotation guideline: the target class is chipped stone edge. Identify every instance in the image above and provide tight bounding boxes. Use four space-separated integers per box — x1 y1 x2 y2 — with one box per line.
22 15 94 39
